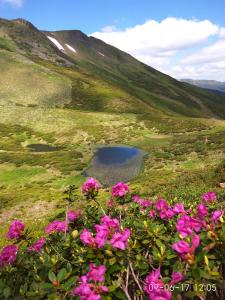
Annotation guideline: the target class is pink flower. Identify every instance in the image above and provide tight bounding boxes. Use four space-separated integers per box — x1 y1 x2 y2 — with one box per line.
133 196 153 208
202 191 216 203
149 289 172 300
80 229 95 246
107 199 115 209
82 178 100 196
173 203 185 214
45 220 67 234
87 264 106 282
94 224 109 248
0 245 18 267
158 207 174 220
101 215 120 229
172 235 200 260
148 210 156 218
28 237 46 253
176 215 202 238
6 220 25 240
73 276 94 299
155 199 168 211
144 268 171 299
170 272 184 285
189 234 200 253
112 182 130 198
212 210 223 223
67 209 82 222
73 265 108 299
144 268 164 289
166 208 175 219
197 203 208 219
110 228 131 250
172 240 190 254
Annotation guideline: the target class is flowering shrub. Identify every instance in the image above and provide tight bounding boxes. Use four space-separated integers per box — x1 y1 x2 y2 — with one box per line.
0 178 224 300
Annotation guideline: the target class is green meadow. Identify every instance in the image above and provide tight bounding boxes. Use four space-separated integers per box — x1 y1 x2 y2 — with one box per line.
0 19 224 248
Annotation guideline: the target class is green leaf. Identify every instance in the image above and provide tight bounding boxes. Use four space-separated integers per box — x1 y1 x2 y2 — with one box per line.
109 257 117 265
192 268 201 280
57 268 68 283
142 239 150 244
3 287 11 298
113 289 127 300
42 283 53 290
64 276 77 290
108 265 121 274
66 262 72 273
48 270 57 283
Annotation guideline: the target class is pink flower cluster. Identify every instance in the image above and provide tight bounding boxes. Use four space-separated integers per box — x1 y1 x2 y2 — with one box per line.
176 215 203 238
144 268 184 300
0 245 18 267
112 182 130 198
28 237 46 253
6 220 25 240
212 210 223 223
80 215 130 250
202 191 216 203
133 195 153 209
45 220 67 234
67 209 82 222
197 203 208 219
82 178 100 196
148 199 177 220
73 264 108 300
172 235 200 262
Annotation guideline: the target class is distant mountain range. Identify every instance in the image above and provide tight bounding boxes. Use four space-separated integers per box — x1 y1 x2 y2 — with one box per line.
0 17 225 118
181 79 225 94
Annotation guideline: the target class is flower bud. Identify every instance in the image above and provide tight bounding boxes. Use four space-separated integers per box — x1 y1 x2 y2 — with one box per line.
105 250 113 256
204 255 209 266
71 230 79 239
39 256 44 263
51 257 58 265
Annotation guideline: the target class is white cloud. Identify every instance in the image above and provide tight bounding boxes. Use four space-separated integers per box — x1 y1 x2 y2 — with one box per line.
170 40 225 81
218 27 225 38
181 40 225 65
91 18 225 81
91 18 218 57
101 25 117 33
1 0 23 7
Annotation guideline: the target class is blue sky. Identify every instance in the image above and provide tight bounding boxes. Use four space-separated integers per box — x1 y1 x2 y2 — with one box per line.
1 0 225 80
0 0 224 33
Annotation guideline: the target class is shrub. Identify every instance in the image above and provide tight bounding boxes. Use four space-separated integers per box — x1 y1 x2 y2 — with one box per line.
0 179 224 299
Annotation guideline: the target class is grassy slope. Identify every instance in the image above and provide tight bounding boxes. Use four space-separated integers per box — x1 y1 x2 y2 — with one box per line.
0 49 72 107
47 30 225 118
0 18 224 245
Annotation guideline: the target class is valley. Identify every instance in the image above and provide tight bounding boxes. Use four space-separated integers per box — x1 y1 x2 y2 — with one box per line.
0 17 224 247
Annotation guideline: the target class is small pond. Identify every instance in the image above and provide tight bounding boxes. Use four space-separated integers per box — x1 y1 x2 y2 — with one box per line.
27 144 62 152
84 146 146 186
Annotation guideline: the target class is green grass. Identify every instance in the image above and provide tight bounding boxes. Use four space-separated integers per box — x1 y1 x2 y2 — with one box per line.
0 165 46 186
0 50 72 108
0 18 225 243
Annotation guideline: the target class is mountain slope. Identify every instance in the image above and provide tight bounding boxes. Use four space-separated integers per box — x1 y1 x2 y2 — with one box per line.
45 29 225 118
1 17 225 118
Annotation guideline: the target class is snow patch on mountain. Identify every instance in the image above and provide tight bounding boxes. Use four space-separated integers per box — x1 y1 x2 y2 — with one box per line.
98 51 105 57
47 36 64 51
65 44 77 53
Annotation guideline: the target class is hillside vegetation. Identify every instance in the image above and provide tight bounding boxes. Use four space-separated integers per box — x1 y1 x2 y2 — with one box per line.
0 17 224 245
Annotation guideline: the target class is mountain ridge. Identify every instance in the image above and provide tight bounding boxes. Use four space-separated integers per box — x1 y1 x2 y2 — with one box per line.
181 79 225 94
1 17 225 118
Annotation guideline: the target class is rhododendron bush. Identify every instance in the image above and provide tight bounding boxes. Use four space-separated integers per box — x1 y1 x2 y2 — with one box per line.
0 178 224 300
